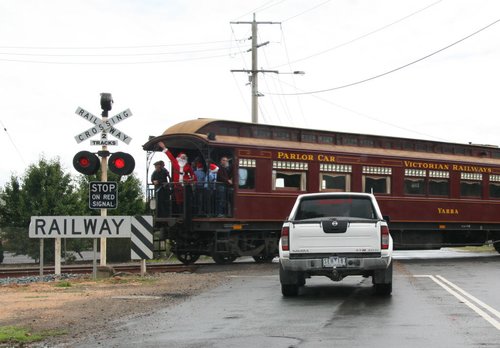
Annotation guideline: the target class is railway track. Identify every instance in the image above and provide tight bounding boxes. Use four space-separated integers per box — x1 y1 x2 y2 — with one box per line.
0 263 198 279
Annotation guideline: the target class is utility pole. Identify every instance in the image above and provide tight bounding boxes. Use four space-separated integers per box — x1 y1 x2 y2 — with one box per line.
231 13 280 124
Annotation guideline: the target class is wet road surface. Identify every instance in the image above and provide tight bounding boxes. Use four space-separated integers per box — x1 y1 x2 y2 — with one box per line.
79 250 500 348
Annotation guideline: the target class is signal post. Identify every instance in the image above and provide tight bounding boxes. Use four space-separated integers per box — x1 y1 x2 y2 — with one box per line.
73 93 135 268
100 93 111 265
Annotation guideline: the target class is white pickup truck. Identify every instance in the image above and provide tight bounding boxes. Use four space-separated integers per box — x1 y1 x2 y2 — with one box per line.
279 192 393 296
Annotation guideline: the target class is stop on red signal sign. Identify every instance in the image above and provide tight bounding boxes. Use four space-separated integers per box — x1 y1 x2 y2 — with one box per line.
89 181 118 209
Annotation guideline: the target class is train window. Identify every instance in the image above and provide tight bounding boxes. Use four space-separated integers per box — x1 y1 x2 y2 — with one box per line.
301 133 316 143
460 173 482 197
363 176 391 194
219 126 239 136
404 169 427 195
238 158 256 189
404 178 426 195
429 179 449 196
428 170 449 196
320 163 352 192
489 175 500 198
461 181 482 197
321 174 351 191
362 166 392 194
254 128 271 139
403 142 413 151
273 161 308 191
415 143 428 152
273 171 306 191
274 130 291 140
392 142 402 150
318 135 334 144
341 137 358 146
359 139 374 147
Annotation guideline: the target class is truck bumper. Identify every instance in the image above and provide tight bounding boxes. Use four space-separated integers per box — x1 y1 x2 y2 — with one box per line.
280 255 391 272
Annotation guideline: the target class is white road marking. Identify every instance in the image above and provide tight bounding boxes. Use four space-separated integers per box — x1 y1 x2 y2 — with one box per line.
415 274 500 330
435 275 500 320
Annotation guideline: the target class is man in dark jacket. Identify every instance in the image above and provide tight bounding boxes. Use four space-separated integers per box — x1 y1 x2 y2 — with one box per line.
151 160 171 217
216 156 233 217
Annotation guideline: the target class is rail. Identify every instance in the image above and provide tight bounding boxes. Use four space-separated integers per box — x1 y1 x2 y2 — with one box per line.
147 181 233 219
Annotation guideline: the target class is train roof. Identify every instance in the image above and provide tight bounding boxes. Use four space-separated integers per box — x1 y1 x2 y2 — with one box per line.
143 118 500 164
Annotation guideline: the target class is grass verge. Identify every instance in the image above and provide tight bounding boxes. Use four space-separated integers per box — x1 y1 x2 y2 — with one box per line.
0 326 66 344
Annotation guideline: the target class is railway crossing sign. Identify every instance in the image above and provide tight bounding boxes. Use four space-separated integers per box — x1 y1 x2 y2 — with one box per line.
89 181 118 209
74 107 133 144
29 215 154 259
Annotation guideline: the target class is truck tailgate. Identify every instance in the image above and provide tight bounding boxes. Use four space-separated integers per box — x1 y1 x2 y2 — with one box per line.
289 221 381 254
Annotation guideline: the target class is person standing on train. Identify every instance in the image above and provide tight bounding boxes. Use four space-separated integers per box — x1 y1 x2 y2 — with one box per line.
157 141 196 211
192 159 206 214
206 162 219 216
151 160 171 217
216 156 233 217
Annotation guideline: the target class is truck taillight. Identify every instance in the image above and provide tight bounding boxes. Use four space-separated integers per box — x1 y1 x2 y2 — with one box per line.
281 226 289 251
381 225 390 249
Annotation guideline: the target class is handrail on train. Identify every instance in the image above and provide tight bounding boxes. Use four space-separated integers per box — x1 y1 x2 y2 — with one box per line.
147 181 233 220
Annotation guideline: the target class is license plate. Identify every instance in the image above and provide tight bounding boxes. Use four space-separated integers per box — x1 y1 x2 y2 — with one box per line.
322 257 346 268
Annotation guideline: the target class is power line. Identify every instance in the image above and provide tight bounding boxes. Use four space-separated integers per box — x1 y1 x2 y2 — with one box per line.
282 0 332 23
0 52 233 65
272 0 443 69
233 0 287 21
266 74 449 142
0 45 249 57
0 40 239 50
0 119 26 165
266 17 500 96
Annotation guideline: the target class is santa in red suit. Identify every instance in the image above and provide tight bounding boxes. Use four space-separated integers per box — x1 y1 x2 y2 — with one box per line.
158 141 195 205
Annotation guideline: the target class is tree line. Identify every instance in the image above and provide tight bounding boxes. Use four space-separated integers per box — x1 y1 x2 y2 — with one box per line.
0 157 145 263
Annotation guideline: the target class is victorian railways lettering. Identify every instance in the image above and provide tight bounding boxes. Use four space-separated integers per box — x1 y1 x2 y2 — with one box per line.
404 160 492 173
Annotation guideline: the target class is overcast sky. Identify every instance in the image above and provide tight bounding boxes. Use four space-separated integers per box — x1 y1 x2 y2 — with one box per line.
1 0 500 189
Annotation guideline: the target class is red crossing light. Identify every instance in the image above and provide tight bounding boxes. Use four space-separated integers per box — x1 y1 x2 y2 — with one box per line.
109 152 135 176
73 151 100 175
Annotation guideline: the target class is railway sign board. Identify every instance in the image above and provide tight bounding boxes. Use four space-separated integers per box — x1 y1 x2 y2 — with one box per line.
29 215 154 260
74 107 133 144
89 181 118 209
29 216 131 238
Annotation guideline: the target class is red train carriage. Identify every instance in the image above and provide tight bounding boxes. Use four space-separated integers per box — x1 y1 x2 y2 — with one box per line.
143 118 500 264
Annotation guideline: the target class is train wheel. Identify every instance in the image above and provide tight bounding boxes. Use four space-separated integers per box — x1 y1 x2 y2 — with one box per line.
252 254 275 263
494 241 500 253
212 253 237 265
175 252 200 265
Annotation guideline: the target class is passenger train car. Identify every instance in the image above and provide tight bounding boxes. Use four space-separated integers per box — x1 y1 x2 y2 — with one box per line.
143 118 500 264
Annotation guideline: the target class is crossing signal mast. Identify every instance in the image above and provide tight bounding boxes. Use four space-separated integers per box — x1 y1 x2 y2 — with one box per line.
72 93 135 266
231 13 303 124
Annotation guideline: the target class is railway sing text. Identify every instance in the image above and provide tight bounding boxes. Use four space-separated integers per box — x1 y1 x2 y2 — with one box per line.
29 216 132 238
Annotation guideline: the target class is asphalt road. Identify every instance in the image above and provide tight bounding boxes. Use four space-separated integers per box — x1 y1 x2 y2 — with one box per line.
80 250 500 347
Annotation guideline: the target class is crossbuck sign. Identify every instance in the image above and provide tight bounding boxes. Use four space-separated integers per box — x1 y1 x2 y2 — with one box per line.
74 107 133 145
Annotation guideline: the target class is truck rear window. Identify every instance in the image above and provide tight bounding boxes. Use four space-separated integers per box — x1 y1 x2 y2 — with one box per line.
295 196 376 220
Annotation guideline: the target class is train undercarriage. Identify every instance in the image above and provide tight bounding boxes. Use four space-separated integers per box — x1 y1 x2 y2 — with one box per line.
154 218 281 264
